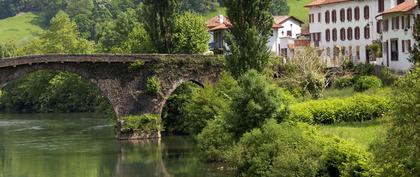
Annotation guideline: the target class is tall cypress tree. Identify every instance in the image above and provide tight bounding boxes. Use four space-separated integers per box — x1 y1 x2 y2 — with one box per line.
143 0 181 53
224 0 274 77
410 2 420 68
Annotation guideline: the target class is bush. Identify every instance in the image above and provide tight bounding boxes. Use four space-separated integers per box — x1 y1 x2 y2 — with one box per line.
354 76 382 92
289 94 391 124
377 66 399 86
121 114 161 134
226 70 294 138
128 60 145 72
354 64 375 76
227 120 372 177
197 117 235 162
146 76 161 94
371 68 420 176
334 75 354 89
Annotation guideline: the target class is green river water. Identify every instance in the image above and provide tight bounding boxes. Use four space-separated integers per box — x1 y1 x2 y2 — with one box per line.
0 113 229 177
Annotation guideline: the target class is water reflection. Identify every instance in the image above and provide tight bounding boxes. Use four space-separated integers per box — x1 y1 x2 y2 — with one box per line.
0 113 228 177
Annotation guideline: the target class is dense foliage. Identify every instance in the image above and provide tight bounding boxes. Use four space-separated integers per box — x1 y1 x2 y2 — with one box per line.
333 75 354 89
289 94 391 124
353 76 382 92
0 41 20 58
121 114 161 134
224 0 274 77
270 0 290 15
372 68 420 176
146 76 161 94
227 120 372 177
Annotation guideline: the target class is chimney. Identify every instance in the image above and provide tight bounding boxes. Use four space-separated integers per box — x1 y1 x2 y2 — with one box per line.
219 13 224 24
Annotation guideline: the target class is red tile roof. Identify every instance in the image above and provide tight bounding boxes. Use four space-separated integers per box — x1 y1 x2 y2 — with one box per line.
305 0 350 7
207 15 232 31
378 0 417 16
272 16 304 28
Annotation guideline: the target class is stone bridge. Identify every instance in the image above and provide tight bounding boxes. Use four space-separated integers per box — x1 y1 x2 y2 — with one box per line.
0 54 224 139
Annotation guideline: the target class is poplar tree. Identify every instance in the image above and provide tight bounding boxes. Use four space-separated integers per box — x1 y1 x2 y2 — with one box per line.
224 0 274 77
409 1 420 68
143 0 181 53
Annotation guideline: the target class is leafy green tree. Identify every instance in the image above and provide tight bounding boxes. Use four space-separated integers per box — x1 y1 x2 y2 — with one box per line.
23 11 95 54
226 70 294 138
171 12 210 54
120 24 155 53
0 41 20 59
372 68 420 176
142 0 181 53
410 5 420 68
223 0 273 77
270 0 289 15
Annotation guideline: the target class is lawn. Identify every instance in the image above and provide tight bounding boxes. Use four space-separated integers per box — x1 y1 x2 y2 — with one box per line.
319 120 387 148
0 12 44 44
288 0 311 23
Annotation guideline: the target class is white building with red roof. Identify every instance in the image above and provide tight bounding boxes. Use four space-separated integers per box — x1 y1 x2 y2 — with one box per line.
306 0 418 71
207 14 306 58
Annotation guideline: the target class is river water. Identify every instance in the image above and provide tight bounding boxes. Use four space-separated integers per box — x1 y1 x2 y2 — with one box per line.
0 113 229 177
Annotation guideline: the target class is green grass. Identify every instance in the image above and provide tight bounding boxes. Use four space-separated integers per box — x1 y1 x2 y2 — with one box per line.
0 12 44 44
203 7 227 20
288 0 311 23
319 120 387 148
322 87 392 99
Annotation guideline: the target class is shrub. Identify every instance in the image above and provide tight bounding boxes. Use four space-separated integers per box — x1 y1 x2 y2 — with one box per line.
128 60 145 72
371 68 420 176
289 94 391 124
227 120 372 177
121 114 161 134
146 76 161 94
334 75 354 89
354 76 382 92
197 117 235 162
226 70 294 138
377 66 399 86
354 64 375 76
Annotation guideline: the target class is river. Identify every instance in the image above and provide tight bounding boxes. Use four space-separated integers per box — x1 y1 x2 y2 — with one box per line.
0 113 229 177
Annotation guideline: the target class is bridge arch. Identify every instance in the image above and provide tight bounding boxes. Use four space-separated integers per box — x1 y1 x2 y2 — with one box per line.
0 54 223 139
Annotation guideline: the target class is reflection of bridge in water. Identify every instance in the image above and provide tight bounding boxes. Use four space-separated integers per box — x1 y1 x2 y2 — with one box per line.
0 54 223 139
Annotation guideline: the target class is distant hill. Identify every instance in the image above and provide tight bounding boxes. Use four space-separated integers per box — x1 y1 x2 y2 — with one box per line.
0 12 44 44
203 1 311 24
288 0 311 24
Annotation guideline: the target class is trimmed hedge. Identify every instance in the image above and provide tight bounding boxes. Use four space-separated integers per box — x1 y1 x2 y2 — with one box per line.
354 76 382 92
289 94 391 124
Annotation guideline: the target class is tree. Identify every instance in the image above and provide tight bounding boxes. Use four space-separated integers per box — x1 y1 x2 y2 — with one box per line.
226 70 294 138
410 3 420 68
23 11 95 54
270 0 289 15
223 0 274 77
171 12 210 54
0 41 20 59
372 68 420 176
142 0 181 53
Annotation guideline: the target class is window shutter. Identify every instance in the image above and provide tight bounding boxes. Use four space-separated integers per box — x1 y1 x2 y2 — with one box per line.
318 13 321 22
408 40 411 51
402 40 405 52
407 16 411 28
402 16 405 29
396 17 399 29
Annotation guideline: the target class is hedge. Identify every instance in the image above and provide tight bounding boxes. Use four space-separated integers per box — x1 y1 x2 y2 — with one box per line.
289 94 391 124
354 76 382 92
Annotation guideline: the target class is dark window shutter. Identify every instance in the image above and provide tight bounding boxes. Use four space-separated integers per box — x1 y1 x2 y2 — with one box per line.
402 40 405 52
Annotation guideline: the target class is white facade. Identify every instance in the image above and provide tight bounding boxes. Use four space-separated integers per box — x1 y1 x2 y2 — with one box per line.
268 17 303 59
306 0 416 71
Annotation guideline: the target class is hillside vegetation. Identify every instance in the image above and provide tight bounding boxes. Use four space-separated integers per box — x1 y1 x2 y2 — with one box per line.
288 0 311 23
0 12 44 44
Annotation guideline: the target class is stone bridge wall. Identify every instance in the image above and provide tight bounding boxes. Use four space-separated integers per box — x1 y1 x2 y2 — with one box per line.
0 54 224 139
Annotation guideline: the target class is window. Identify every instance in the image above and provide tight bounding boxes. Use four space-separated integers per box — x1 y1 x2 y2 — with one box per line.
347 27 353 40
354 7 360 21
340 9 345 22
356 46 360 60
318 13 321 22
364 26 370 39
392 16 400 30
287 31 292 36
377 20 382 33
383 19 389 31
402 40 412 52
340 28 346 41
332 28 337 41
332 10 337 23
355 27 360 40
402 16 405 29
378 0 384 12
325 11 330 23
391 39 398 61
364 6 369 20
326 29 331 41
347 8 352 21
397 0 404 4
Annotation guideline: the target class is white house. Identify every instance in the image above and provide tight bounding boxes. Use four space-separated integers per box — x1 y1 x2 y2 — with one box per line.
305 0 417 71
268 16 305 59
207 14 306 58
